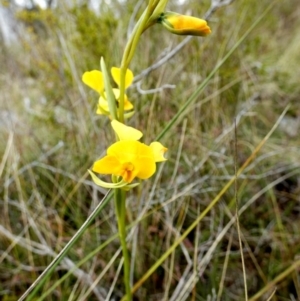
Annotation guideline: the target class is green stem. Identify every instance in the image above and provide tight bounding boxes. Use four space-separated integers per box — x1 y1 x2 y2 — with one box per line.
114 188 132 301
118 5 154 123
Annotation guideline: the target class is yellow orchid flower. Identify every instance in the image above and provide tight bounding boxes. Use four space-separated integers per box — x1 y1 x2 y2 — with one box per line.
89 121 167 186
92 140 156 183
82 68 134 116
159 12 211 37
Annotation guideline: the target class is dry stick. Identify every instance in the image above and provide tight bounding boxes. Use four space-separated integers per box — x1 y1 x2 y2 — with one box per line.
122 103 290 299
248 259 300 301
0 132 14 178
105 256 124 301
217 233 233 301
234 119 248 300
191 204 202 301
266 288 277 301
78 248 123 301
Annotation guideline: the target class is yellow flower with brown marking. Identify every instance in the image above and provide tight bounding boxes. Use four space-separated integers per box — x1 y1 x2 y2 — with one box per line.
89 121 167 188
159 12 211 37
93 140 157 183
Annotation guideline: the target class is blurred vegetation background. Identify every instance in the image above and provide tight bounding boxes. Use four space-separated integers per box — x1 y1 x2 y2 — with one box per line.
0 0 300 300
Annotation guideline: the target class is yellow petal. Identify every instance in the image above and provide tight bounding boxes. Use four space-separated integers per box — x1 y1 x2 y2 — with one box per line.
107 140 138 161
93 155 121 175
111 67 134 89
98 97 109 111
124 69 134 89
111 120 142 141
149 142 168 162
112 88 120 99
134 143 156 179
96 104 109 115
82 70 104 94
124 94 134 110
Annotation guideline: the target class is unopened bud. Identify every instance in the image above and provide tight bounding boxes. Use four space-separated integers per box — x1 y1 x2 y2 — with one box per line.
159 12 211 37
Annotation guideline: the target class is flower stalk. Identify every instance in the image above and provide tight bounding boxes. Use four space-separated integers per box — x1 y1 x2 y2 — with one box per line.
114 188 132 301
118 8 149 122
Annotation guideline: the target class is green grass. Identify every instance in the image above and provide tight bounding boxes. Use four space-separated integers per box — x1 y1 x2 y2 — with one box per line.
1 0 300 300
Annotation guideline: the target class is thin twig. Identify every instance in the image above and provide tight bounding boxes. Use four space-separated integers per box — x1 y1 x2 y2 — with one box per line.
234 119 248 300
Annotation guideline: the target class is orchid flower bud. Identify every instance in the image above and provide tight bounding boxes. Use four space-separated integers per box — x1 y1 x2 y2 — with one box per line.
159 12 211 37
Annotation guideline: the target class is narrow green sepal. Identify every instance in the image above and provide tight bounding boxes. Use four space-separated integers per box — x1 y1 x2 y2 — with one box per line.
100 57 118 120
89 170 140 190
124 110 135 119
89 170 128 189
121 182 140 191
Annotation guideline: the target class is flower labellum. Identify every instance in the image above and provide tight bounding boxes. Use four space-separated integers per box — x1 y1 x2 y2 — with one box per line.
159 12 211 37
